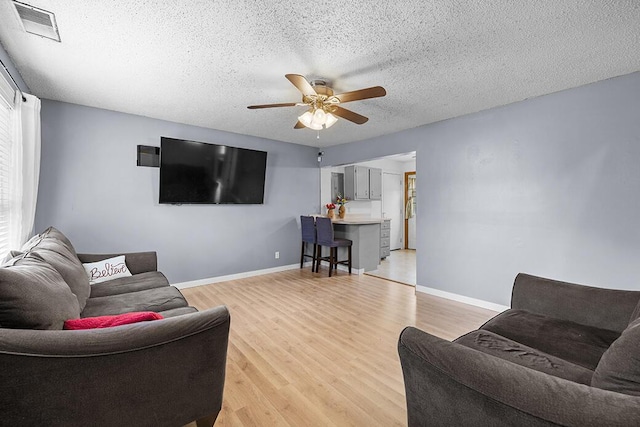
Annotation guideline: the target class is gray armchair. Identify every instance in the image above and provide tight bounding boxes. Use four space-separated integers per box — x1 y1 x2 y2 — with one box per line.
398 273 640 426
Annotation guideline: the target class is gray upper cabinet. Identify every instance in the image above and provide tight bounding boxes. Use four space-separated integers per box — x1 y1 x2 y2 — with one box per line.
369 168 382 200
344 166 383 200
345 166 367 200
354 166 369 199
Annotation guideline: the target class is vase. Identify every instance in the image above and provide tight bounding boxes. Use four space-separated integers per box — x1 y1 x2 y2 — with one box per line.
327 209 335 219
338 205 346 219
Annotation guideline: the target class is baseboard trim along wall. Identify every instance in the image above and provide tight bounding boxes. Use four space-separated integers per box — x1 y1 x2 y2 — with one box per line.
173 262 365 289
173 264 301 289
304 260 365 275
416 285 510 313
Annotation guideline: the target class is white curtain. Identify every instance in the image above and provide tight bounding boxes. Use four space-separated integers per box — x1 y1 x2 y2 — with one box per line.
8 93 41 248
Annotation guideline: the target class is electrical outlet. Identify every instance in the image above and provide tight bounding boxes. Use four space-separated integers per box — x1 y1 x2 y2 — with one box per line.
275 251 280 259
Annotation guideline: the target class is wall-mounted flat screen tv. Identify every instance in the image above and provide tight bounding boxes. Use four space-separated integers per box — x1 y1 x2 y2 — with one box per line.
159 137 267 204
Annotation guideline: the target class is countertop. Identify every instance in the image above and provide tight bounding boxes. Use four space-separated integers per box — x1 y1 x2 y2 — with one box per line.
312 214 387 225
331 218 385 225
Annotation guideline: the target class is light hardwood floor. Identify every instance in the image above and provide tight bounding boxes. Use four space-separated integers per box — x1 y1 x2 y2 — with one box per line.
182 267 497 427
366 249 417 286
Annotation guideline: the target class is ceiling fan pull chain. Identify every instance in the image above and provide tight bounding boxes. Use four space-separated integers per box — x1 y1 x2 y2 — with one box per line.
317 130 320 139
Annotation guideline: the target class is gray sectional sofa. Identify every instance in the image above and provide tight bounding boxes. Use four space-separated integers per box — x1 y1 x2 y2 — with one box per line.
0 227 230 427
399 273 640 426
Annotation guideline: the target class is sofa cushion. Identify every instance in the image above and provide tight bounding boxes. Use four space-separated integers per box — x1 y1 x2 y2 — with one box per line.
158 306 199 318
0 252 80 329
481 309 620 370
29 238 91 311
455 330 594 385
511 273 640 333
81 286 188 317
82 255 132 284
88 271 170 298
591 318 640 396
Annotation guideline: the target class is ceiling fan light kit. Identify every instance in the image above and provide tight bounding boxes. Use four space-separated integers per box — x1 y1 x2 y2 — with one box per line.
298 109 338 130
248 74 386 132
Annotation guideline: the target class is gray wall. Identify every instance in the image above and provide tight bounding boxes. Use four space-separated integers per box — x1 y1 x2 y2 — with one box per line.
36 100 319 283
323 71 640 306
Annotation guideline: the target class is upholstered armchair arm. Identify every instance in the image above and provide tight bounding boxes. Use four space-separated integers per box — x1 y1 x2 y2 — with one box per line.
78 251 158 274
511 273 640 332
398 327 640 427
0 306 230 427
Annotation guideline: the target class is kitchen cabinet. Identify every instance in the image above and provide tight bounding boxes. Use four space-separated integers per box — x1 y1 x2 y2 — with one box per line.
344 166 382 200
369 168 382 200
331 218 384 272
380 219 391 259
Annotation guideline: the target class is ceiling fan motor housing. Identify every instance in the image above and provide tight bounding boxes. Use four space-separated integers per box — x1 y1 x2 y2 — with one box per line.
304 80 338 113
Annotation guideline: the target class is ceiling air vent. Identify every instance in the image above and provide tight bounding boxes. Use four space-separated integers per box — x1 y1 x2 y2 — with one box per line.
12 1 60 42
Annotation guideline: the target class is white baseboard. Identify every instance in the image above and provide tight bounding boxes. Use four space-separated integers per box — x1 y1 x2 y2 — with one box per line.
173 263 302 289
306 260 365 275
304 261 364 276
335 264 365 275
173 261 365 290
416 285 510 313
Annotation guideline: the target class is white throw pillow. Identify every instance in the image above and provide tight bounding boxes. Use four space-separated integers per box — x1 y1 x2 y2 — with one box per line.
82 255 132 284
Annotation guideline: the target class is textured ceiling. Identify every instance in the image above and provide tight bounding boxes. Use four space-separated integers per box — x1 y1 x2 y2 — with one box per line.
0 1 639 148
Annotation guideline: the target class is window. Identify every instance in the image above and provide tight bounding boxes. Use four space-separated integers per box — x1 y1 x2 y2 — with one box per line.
0 71 16 258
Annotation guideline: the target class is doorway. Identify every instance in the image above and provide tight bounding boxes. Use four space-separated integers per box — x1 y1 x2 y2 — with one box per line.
320 152 416 286
364 155 416 287
367 170 417 286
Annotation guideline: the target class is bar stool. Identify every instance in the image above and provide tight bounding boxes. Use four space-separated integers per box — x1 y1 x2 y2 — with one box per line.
300 216 317 271
315 216 352 277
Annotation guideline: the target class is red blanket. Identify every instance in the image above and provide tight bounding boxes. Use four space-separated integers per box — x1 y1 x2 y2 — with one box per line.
64 311 164 330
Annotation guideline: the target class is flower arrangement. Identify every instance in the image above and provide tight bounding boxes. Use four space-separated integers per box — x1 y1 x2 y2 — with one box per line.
335 194 349 206
325 202 336 218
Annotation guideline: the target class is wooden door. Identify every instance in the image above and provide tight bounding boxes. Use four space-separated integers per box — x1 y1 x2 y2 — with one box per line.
404 171 416 249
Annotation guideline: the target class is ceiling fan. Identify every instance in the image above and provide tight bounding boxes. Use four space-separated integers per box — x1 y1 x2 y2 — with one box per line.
247 74 386 131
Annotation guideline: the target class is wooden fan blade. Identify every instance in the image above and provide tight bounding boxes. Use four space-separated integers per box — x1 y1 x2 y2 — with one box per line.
247 103 298 109
334 86 386 103
294 121 306 129
285 74 317 97
332 106 369 124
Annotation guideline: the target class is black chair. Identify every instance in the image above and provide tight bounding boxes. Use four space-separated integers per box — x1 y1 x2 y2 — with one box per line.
315 216 352 277
300 216 317 271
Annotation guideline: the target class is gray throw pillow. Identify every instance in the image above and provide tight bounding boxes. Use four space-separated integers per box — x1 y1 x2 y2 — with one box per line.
592 318 640 396
19 231 44 252
0 252 80 329
31 241 91 311
20 227 90 311
1 251 20 265
42 226 78 257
